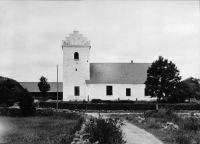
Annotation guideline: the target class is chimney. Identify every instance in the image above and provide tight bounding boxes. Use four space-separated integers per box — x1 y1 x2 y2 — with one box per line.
131 60 133 63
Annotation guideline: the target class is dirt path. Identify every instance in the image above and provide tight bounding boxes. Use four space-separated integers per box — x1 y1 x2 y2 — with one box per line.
86 113 163 144
121 121 163 144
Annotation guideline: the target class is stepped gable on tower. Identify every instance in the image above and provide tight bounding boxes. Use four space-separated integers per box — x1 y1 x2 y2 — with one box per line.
62 31 90 47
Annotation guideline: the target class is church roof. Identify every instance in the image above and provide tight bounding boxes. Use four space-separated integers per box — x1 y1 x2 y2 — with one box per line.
86 63 151 84
19 63 151 92
19 82 63 92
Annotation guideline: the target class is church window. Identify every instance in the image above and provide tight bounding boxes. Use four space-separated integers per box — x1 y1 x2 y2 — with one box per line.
126 88 131 96
106 86 112 96
74 52 79 60
145 88 148 96
75 86 80 96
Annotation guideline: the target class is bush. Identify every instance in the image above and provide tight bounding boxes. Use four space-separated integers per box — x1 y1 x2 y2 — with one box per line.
90 99 135 104
6 100 14 107
181 116 200 132
40 102 200 110
175 130 192 144
91 99 102 103
144 108 174 118
19 89 36 116
144 108 181 124
39 102 156 110
36 108 84 121
85 116 126 144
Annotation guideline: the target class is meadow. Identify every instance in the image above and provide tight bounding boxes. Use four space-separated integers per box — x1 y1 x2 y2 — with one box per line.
0 108 83 144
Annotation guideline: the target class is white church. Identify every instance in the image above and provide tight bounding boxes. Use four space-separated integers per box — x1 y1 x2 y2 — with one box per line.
62 31 153 101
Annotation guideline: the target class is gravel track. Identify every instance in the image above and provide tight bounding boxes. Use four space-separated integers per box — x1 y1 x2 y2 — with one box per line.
86 113 163 144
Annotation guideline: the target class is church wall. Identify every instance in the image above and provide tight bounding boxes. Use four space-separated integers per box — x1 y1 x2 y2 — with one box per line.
63 47 90 101
87 84 153 101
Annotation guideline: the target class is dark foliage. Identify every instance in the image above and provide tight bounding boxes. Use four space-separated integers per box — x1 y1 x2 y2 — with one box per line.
85 117 126 144
174 130 191 144
170 81 189 103
181 117 200 132
19 89 36 116
182 77 200 101
38 76 50 96
40 102 200 110
145 56 181 102
6 100 14 107
90 99 135 104
144 108 181 124
0 77 16 103
40 102 156 110
90 99 102 103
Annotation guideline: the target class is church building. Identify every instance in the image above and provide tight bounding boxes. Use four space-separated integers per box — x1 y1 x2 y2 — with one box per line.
62 31 152 101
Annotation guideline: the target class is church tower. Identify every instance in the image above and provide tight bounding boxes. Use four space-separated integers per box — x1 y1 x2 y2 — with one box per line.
62 31 91 101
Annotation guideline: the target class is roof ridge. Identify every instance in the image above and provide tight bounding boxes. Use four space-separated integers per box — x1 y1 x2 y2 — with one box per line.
90 62 151 64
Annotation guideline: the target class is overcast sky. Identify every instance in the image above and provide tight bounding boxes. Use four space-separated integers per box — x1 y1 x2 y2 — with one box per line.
0 1 199 82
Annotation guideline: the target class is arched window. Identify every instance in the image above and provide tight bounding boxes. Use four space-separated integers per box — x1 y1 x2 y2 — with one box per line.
74 52 79 60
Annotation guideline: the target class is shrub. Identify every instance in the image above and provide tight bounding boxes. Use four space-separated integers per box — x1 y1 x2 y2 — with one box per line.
19 89 36 116
144 108 181 124
39 102 156 110
36 108 84 121
181 116 200 132
6 100 14 107
174 130 192 144
85 116 126 144
149 121 161 129
91 99 102 103
39 102 200 110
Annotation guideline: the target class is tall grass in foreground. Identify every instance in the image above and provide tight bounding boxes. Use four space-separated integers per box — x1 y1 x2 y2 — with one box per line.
3 114 83 144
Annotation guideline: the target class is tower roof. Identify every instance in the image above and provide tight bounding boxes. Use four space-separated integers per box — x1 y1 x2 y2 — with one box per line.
62 31 90 48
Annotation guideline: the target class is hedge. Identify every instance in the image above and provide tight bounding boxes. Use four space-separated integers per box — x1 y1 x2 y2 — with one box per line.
39 102 155 110
39 102 200 110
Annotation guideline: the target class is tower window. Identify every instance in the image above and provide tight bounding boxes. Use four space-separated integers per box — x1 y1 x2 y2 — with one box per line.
75 86 80 96
145 88 148 96
106 86 112 96
126 88 131 96
74 52 79 60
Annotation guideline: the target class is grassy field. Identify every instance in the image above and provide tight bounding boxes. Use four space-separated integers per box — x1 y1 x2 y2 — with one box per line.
2 115 83 144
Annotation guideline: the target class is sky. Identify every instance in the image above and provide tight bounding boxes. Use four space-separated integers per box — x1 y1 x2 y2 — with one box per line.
0 1 199 82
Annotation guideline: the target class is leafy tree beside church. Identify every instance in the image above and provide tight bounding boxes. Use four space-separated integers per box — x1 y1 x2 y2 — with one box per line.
145 56 181 102
38 76 50 97
181 77 200 101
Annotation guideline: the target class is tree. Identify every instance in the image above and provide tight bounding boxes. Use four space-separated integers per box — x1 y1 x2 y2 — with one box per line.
170 81 189 103
145 56 181 102
182 77 200 102
0 77 16 103
38 76 50 96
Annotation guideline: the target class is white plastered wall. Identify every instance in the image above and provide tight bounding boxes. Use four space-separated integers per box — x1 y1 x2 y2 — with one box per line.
86 84 154 101
63 47 90 101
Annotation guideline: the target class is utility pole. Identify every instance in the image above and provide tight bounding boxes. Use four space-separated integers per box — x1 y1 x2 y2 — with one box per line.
56 65 58 110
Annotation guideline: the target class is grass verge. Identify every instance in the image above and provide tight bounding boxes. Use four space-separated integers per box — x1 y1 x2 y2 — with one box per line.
3 112 83 144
